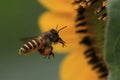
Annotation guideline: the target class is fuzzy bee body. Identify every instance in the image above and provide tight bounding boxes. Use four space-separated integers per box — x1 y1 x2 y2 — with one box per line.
19 26 66 58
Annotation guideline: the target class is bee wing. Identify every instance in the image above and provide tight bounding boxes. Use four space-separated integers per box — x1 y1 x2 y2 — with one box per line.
20 36 37 43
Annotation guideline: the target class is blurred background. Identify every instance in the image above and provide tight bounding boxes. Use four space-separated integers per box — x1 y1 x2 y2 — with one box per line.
0 0 65 80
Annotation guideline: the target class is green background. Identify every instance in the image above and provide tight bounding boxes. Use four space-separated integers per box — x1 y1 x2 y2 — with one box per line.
1 0 120 80
0 0 65 80
106 0 120 80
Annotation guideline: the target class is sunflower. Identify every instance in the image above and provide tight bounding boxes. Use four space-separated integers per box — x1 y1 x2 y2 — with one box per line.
38 0 108 80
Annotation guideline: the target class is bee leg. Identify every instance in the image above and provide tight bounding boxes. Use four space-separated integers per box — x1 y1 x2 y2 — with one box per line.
38 47 45 54
47 53 53 59
38 47 50 59
50 52 55 58
43 53 50 59
45 46 53 59
46 46 54 58
47 56 50 59
50 46 53 51
44 56 47 59
59 38 66 47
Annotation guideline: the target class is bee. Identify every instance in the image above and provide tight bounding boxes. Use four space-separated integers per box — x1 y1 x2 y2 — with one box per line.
19 26 67 58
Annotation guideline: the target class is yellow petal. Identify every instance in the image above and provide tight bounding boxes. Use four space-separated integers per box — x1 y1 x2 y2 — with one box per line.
60 45 102 80
38 12 83 53
38 0 74 13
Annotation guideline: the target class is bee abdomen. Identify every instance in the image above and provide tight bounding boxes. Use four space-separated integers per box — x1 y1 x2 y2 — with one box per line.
19 39 42 54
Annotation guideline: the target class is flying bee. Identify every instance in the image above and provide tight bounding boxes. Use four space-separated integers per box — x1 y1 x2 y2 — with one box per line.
19 26 67 58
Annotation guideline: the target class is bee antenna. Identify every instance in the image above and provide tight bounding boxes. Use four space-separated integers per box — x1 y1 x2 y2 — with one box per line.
57 26 67 33
56 24 59 30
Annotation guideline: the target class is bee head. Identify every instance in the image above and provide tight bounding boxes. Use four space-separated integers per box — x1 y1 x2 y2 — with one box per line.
50 29 59 42
50 26 67 42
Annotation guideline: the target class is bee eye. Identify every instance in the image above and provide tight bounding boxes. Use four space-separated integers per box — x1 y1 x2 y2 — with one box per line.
51 30 58 35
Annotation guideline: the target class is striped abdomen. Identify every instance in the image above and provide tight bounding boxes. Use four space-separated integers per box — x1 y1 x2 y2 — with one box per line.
19 38 43 54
